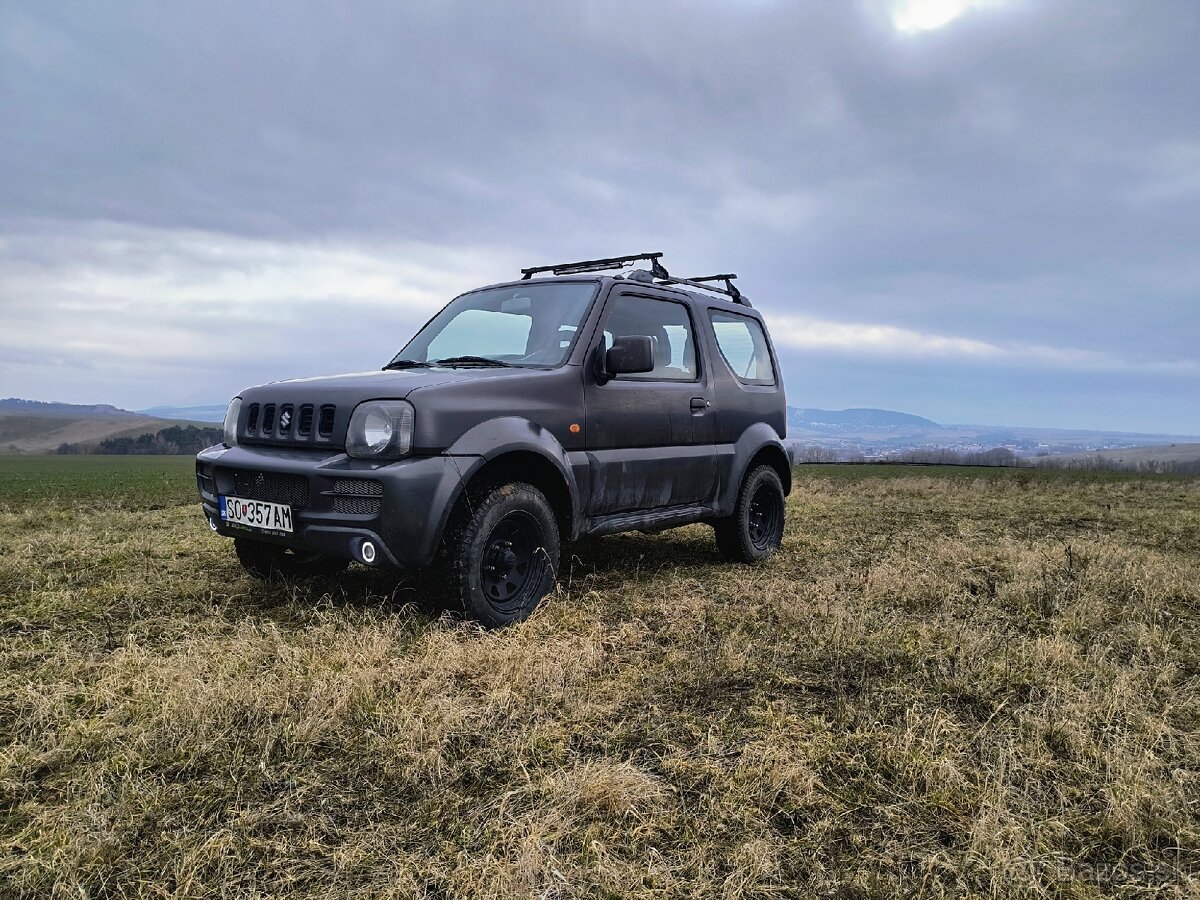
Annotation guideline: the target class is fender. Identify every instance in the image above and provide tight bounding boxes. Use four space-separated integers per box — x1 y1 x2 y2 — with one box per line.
437 416 583 539
713 422 790 517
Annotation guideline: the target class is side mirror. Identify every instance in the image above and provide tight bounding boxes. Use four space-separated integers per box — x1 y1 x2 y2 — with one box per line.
606 335 655 376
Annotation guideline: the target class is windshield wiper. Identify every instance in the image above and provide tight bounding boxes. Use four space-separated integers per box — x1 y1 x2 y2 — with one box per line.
433 355 516 368
382 359 433 370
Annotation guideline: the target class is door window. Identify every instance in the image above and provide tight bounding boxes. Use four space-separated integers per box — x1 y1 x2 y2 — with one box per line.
709 311 776 385
601 295 697 382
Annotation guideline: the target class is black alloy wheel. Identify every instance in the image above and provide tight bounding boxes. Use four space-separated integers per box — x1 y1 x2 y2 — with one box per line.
479 511 542 608
438 481 560 627
713 464 786 563
747 482 785 552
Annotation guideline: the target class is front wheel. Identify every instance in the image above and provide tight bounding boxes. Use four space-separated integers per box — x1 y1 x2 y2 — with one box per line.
438 482 560 628
713 465 786 563
234 538 349 581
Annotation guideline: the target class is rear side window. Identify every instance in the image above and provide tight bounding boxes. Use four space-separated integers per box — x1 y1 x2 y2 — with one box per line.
709 311 776 385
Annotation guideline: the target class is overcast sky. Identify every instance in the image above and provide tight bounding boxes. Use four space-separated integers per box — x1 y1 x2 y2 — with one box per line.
1 0 1197 432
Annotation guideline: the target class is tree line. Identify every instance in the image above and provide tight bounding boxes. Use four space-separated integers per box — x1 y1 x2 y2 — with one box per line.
1033 454 1200 475
793 445 1021 466
792 444 1200 474
56 425 223 456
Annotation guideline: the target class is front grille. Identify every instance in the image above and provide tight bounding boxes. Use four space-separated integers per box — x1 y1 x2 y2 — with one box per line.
231 470 310 508
242 400 339 447
196 462 216 499
318 405 335 438
332 495 382 515
333 479 383 497
330 478 382 516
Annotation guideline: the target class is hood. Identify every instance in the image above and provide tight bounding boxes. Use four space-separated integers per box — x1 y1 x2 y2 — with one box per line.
240 366 530 406
234 366 544 449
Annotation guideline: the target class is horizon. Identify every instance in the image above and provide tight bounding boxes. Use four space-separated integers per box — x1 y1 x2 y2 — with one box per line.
2 1 1198 433
6 394 1200 440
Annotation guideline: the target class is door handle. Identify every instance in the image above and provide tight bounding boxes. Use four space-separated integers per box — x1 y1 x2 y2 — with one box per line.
690 397 710 411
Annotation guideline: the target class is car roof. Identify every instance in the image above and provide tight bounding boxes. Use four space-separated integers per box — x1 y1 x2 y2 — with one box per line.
463 275 764 319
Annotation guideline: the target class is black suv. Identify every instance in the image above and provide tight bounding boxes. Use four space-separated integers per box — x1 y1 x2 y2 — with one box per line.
196 253 792 626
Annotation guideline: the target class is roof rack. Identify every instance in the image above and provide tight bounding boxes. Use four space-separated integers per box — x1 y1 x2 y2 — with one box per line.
521 252 669 280
684 274 744 303
520 252 752 306
657 273 751 307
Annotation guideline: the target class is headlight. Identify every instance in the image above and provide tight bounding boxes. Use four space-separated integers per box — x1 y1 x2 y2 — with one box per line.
222 398 242 447
346 400 414 460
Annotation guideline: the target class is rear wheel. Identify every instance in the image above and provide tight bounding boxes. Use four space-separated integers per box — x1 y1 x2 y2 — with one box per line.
438 481 560 628
234 538 348 580
713 464 786 563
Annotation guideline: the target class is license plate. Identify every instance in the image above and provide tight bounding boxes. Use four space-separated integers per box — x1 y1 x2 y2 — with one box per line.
220 496 294 534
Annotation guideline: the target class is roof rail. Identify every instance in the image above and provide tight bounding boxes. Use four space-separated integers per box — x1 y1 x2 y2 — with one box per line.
520 253 752 306
521 252 669 280
657 273 751 307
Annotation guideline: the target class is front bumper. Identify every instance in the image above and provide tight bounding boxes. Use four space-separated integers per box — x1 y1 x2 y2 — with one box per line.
195 444 479 568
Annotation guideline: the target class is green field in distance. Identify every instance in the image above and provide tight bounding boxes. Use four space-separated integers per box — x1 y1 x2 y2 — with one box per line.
0 454 196 509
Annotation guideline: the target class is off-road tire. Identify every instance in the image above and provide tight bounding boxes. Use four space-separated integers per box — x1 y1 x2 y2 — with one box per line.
713 464 786 563
438 481 560 628
234 538 349 581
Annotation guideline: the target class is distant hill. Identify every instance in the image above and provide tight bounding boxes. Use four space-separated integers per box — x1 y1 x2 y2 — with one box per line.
138 404 227 424
0 399 214 454
789 407 940 430
0 398 130 417
5 397 1197 461
785 406 1200 459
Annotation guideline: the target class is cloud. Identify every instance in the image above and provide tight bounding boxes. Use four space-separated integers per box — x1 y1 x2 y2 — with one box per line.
885 0 1013 34
770 313 1200 374
0 0 1197 431
0 222 510 405
1132 141 1200 204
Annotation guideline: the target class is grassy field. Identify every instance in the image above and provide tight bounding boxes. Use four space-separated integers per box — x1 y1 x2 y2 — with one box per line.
1 456 1198 898
0 455 196 507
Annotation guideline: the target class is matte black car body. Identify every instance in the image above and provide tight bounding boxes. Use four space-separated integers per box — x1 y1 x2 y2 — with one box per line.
196 275 792 570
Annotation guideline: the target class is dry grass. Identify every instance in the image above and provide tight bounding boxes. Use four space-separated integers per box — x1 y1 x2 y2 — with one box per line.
1 460 1198 898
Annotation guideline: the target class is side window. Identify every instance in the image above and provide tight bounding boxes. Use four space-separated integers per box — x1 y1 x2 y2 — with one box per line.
601 295 697 382
709 311 776 385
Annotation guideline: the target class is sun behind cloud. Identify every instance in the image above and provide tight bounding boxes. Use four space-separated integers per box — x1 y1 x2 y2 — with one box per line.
889 0 1005 33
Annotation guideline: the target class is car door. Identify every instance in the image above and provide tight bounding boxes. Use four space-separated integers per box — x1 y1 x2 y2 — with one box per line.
582 290 716 516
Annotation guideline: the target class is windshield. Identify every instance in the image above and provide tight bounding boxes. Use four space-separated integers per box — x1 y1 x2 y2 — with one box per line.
389 282 599 368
